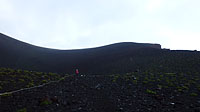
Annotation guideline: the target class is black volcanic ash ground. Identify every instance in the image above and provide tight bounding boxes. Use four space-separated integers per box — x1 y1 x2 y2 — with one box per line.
1 73 200 112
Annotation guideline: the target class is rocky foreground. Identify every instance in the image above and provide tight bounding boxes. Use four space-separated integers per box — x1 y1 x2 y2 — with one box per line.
1 74 200 112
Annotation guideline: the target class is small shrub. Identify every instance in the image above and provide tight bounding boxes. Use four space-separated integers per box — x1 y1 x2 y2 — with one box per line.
26 82 34 88
197 85 200 91
132 80 137 84
60 77 65 81
177 86 188 92
190 93 198 97
157 85 162 89
36 72 43 76
24 70 29 74
42 80 48 83
18 79 25 82
10 75 17 78
48 72 57 76
168 82 174 87
17 108 27 112
146 89 156 95
182 86 189 90
165 73 176 76
143 80 148 84
40 99 52 106
188 80 196 84
112 75 120 82
43 75 49 79
157 79 161 82
184 83 190 87
17 69 22 73
178 88 183 92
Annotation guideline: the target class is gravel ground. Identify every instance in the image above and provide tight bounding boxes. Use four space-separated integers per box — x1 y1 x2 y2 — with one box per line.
0 75 200 112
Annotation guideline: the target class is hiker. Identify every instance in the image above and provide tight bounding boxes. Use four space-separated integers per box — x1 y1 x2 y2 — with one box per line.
75 69 79 75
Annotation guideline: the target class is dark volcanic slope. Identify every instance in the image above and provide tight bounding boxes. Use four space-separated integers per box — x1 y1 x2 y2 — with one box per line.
0 33 162 74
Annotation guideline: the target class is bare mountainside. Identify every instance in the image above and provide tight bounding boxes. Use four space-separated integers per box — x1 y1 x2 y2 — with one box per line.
0 33 162 74
0 33 200 75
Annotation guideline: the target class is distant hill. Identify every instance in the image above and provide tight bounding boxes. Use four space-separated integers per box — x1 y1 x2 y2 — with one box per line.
0 33 200 74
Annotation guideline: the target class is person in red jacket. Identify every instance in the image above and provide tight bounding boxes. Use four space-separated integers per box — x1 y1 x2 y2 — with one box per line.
75 69 79 75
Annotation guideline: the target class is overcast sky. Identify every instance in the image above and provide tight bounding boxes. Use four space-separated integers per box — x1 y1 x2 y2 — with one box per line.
0 0 200 50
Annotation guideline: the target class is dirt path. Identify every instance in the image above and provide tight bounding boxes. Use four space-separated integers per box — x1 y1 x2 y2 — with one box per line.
0 75 69 96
